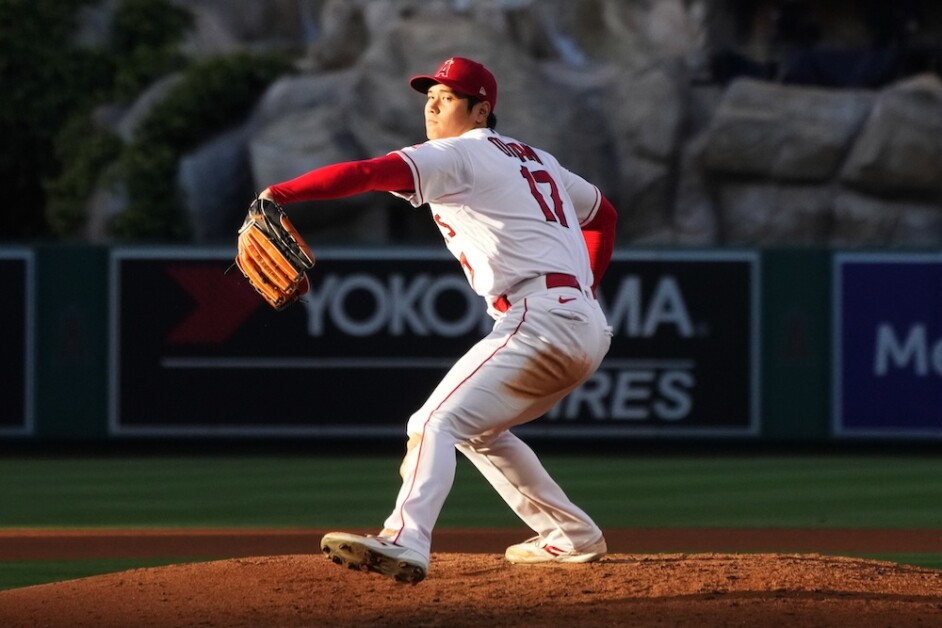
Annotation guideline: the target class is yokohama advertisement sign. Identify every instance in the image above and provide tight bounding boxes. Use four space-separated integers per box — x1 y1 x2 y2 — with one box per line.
109 249 758 437
0 250 34 435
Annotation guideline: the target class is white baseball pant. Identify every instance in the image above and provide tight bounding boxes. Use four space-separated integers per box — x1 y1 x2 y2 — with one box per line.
381 279 612 560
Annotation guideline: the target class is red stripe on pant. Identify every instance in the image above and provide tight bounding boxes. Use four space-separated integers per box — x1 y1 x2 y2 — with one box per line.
390 301 531 545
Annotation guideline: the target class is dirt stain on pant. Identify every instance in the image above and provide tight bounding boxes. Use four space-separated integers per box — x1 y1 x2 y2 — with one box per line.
503 345 591 399
399 433 422 479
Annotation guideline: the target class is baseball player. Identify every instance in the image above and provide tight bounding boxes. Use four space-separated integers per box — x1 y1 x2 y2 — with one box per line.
259 57 617 584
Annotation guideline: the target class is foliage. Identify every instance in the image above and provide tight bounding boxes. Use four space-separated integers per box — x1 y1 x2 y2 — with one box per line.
111 0 192 53
40 0 196 239
134 54 291 154
111 143 186 240
45 115 123 237
0 0 110 238
110 0 193 101
34 0 291 241
111 53 292 240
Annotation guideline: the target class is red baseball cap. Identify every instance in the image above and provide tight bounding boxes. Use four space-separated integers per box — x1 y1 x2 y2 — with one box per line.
409 57 498 111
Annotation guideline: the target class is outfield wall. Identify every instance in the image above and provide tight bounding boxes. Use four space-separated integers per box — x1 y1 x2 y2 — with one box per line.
2 245 939 442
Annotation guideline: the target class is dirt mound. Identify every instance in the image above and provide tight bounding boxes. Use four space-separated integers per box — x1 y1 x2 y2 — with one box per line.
2 552 941 627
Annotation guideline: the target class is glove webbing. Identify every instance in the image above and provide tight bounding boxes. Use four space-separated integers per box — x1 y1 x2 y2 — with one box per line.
243 199 315 272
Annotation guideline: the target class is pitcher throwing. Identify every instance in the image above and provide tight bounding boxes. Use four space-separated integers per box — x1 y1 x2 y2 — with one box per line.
258 57 618 583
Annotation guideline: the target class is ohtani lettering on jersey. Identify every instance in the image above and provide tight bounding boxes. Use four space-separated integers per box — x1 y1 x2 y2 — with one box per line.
487 137 543 165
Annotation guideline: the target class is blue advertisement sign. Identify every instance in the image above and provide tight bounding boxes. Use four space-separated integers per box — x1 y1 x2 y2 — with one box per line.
834 254 942 437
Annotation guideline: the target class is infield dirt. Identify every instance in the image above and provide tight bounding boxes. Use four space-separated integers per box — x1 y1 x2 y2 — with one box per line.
1 529 941 627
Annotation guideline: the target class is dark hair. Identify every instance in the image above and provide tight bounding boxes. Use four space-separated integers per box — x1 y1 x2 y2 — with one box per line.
466 95 498 129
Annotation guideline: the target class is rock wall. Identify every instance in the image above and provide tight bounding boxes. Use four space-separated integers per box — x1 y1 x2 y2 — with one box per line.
95 0 942 246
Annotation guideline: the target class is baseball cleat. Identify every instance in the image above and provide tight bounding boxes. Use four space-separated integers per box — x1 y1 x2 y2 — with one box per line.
320 532 428 584
505 535 607 564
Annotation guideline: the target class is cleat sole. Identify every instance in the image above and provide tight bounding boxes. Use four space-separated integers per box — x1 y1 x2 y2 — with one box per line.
321 538 426 585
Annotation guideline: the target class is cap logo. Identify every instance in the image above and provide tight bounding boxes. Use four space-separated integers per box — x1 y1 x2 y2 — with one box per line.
410 56 495 111
437 58 455 78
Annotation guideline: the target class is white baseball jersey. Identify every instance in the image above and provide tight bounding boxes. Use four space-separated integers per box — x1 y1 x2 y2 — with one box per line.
377 127 612 560
392 128 602 315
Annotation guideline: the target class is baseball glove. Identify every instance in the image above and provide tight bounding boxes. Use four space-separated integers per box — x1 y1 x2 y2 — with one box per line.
235 197 315 310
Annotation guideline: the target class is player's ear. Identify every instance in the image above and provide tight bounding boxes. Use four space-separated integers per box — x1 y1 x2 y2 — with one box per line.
475 101 491 125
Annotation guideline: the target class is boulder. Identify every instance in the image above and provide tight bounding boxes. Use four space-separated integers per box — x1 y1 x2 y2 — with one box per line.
303 0 369 70
115 73 184 142
175 0 303 44
248 107 368 230
84 165 128 243
82 0 942 248
701 78 873 182
673 134 718 245
613 154 674 243
831 191 942 247
719 184 833 245
252 70 359 129
841 74 942 195
178 125 255 241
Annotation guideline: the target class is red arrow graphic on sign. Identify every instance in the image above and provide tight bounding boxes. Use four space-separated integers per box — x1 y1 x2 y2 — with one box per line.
166 266 262 344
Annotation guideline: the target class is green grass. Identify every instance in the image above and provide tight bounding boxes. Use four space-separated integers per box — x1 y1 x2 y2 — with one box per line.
3 455 942 529
0 456 402 528
530 455 942 528
1 454 941 590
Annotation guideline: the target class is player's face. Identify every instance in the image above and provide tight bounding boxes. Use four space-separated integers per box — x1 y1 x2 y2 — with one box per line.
424 84 486 140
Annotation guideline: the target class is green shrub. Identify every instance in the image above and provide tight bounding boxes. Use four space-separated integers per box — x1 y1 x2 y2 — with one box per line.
111 0 192 52
111 144 188 240
110 0 193 101
1 0 111 237
133 53 293 151
15 0 191 239
112 52 293 240
111 45 188 103
40 0 290 241
45 115 123 237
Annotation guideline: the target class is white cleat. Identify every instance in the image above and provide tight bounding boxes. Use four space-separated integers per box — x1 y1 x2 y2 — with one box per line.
321 532 428 584
505 535 607 564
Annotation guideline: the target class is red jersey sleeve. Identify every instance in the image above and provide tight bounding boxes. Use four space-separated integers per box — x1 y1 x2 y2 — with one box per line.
581 195 617 293
267 153 414 204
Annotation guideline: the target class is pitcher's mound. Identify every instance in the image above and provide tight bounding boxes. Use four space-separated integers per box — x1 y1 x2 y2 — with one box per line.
2 553 941 627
